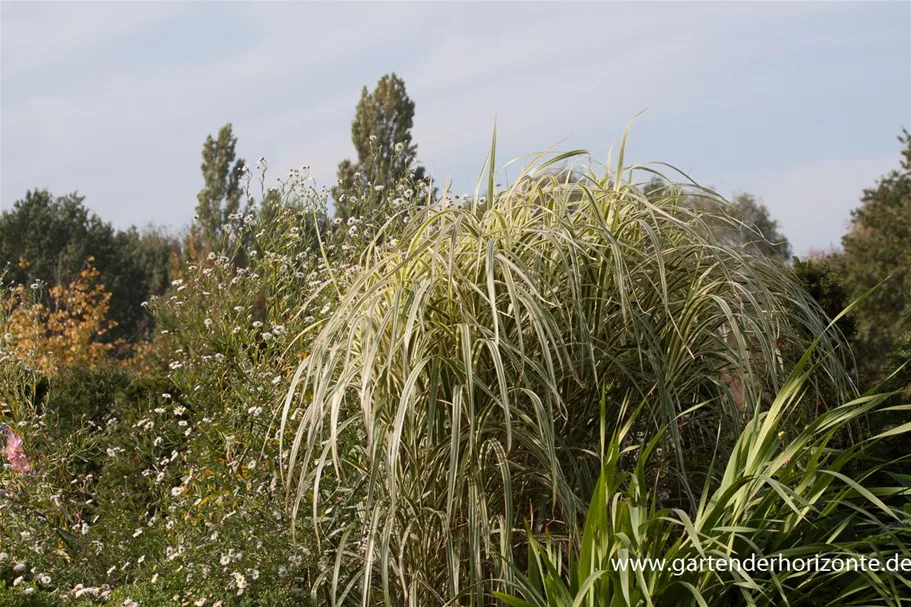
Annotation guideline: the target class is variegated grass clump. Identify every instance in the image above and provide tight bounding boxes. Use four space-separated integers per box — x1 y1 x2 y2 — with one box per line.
282 140 853 604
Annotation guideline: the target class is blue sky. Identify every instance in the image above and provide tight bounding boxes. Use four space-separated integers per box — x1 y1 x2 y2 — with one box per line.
2 1 909 255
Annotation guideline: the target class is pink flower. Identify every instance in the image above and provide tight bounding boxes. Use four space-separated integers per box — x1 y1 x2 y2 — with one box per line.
2 425 33 476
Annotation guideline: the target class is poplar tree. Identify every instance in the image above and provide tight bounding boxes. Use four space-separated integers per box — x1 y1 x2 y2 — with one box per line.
196 123 246 245
333 74 425 218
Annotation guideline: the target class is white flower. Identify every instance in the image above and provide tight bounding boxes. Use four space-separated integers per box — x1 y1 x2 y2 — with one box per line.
173 406 186 415
13 562 26 573
252 321 263 329
23 588 35 595
247 459 257 470
232 571 247 593
171 486 184 497
394 142 405 153
261 332 273 341
38 573 51 586
13 576 24 586
161 393 172 400
122 599 140 607
0 552 6 562
220 554 230 566
133 529 143 538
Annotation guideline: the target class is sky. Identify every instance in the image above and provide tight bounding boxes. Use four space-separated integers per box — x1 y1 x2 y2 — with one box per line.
2 1 910 256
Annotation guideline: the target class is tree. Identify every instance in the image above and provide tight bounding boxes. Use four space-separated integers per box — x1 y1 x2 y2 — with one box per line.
728 193 792 261
2 259 119 375
195 123 246 247
791 255 857 344
643 180 792 262
698 192 791 261
0 190 179 342
840 129 911 381
332 74 426 218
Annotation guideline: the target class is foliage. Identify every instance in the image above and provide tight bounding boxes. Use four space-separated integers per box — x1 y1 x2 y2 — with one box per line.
0 364 186 600
791 257 856 341
283 142 851 604
686 190 791 262
887 294 911 397
1 160 433 604
194 123 247 251
0 190 177 341
332 73 427 219
840 129 911 381
2 259 121 375
495 351 911 607
3 125 910 606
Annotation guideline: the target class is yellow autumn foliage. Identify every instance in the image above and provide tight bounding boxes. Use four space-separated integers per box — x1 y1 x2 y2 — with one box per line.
2 257 121 375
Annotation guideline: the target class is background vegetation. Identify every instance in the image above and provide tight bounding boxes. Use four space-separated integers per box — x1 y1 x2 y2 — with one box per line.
1 75 908 606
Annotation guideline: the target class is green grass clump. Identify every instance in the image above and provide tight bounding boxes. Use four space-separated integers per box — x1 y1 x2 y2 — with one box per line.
496 342 911 607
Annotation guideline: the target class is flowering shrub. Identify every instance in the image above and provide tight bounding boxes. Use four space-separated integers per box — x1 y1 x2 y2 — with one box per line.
1 161 432 604
134 166 428 602
0 366 188 599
